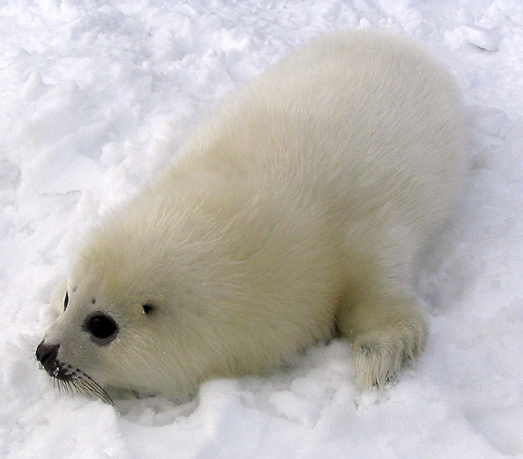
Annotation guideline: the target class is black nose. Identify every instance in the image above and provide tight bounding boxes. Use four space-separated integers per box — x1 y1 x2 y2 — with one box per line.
36 342 60 369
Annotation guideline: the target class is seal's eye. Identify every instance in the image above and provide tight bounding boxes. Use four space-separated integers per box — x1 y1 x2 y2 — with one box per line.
64 291 69 311
142 304 154 315
84 312 119 343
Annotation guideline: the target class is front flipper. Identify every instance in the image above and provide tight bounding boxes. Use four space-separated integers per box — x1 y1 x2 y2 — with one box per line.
337 285 428 389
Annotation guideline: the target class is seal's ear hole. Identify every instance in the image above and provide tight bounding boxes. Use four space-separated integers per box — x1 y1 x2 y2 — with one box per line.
84 312 119 343
142 304 154 315
64 291 69 311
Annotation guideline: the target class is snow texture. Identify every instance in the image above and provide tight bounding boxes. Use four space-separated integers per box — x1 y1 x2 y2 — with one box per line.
1 0 523 458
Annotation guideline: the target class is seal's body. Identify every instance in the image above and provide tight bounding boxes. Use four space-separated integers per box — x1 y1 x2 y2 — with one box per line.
37 30 468 401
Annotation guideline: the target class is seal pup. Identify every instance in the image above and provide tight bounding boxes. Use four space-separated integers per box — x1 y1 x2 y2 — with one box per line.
36 30 469 402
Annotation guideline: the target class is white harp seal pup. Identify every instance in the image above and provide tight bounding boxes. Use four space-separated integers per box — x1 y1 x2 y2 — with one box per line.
36 30 469 403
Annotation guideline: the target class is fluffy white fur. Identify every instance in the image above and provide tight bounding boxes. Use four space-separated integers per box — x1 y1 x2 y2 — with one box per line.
40 30 469 398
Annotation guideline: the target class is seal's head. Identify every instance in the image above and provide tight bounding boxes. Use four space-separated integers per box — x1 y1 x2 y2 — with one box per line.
35 202 189 403
35 198 270 403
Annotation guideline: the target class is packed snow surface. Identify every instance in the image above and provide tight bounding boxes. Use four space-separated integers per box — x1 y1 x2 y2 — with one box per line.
1 1 523 458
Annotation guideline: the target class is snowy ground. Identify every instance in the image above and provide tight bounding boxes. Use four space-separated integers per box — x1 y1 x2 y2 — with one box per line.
1 0 523 458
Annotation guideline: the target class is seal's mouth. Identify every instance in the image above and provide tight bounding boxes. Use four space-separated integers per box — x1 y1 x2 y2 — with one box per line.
36 341 114 405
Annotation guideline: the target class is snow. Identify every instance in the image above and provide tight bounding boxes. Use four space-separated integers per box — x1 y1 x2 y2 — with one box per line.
1 0 523 457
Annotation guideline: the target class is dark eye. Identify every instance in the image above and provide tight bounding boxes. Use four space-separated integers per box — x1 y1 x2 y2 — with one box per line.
142 304 154 315
84 312 119 343
64 291 69 311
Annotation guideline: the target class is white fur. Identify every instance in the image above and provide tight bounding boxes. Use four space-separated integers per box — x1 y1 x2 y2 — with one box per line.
41 30 469 397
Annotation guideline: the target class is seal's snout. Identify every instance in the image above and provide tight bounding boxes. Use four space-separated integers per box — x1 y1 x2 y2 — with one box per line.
35 341 114 404
36 342 60 374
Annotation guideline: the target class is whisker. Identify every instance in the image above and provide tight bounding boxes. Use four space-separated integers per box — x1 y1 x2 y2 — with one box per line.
45 363 114 405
